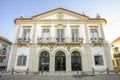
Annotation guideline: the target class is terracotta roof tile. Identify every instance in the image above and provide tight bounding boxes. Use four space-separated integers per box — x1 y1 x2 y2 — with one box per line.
111 37 120 44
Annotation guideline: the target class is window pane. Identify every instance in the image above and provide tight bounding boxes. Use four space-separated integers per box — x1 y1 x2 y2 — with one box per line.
22 29 30 38
94 55 103 65
91 29 98 38
17 56 27 66
23 56 26 65
57 29 64 42
0 56 3 63
72 29 78 42
42 29 50 42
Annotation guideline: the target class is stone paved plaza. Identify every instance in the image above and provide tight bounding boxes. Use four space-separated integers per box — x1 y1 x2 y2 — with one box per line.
0 73 120 80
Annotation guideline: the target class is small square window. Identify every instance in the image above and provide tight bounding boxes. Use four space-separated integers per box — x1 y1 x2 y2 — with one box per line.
17 55 27 66
94 55 103 65
0 56 3 63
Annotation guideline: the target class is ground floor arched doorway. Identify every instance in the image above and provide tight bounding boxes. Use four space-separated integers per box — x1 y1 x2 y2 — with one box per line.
71 51 82 71
55 51 66 71
39 51 49 71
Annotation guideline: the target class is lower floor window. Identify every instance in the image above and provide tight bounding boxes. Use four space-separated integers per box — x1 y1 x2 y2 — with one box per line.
116 60 120 67
94 55 103 65
17 55 27 66
0 56 3 63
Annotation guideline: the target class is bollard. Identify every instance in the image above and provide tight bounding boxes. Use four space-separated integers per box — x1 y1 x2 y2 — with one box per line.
107 67 109 74
12 68 14 75
41 66 44 75
26 68 29 75
41 70 43 75
92 68 95 75
77 70 79 75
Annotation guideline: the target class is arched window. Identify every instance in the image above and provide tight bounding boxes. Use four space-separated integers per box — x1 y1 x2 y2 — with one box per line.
55 51 66 71
71 51 82 71
39 51 49 71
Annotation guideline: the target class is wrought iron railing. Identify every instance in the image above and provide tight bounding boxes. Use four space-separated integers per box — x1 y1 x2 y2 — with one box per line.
90 37 104 43
17 38 30 43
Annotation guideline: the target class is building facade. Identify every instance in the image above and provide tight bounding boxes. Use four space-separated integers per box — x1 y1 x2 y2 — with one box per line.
7 8 113 72
0 34 11 70
111 37 120 71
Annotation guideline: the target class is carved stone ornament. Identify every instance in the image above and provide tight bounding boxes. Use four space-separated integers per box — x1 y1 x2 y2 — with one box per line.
56 12 64 19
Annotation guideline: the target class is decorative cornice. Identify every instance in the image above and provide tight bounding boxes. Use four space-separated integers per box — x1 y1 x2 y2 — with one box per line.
14 8 106 25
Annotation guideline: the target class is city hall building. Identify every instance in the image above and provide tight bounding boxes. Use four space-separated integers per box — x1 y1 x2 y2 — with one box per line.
7 8 113 72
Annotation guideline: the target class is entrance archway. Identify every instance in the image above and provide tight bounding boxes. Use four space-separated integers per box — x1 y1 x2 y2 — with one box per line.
55 51 66 71
39 51 49 71
71 51 82 71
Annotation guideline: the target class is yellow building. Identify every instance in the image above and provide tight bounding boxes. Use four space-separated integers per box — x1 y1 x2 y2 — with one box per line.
111 37 120 71
7 8 113 73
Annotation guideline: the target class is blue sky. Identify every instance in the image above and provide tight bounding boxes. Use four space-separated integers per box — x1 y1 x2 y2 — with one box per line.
0 0 120 43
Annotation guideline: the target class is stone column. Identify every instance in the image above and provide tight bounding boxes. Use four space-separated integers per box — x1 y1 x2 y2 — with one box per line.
103 45 114 71
100 23 105 39
84 23 89 43
28 45 38 72
7 45 18 71
66 55 71 72
50 55 55 72
83 46 92 72
15 24 21 43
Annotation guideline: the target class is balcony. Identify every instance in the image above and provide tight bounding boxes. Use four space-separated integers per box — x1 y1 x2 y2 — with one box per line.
37 38 50 43
114 53 120 58
72 38 84 43
56 38 65 43
90 37 103 45
17 38 30 44
37 37 84 46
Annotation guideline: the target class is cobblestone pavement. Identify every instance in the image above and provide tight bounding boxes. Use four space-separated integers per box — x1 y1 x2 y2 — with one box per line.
0 74 120 80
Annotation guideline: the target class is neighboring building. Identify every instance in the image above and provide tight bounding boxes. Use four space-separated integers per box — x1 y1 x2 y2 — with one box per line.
111 37 120 71
7 8 113 72
0 34 11 70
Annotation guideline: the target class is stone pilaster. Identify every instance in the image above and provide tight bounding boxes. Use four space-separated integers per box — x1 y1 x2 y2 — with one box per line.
7 45 18 71
28 45 38 72
84 23 89 43
15 24 21 43
100 23 105 39
103 45 114 71
31 24 37 43
66 56 71 72
50 56 55 72
83 45 92 71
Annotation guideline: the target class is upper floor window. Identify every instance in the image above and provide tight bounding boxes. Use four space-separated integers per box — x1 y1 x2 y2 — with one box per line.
72 29 79 42
91 29 98 38
42 29 50 42
0 56 3 63
0 44 7 55
57 29 64 42
22 29 30 39
114 47 119 53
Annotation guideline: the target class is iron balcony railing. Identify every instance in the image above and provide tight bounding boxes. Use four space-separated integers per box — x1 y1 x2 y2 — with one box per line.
56 38 65 42
37 37 84 43
37 38 50 43
114 53 120 58
17 38 30 43
90 37 104 43
72 38 84 43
